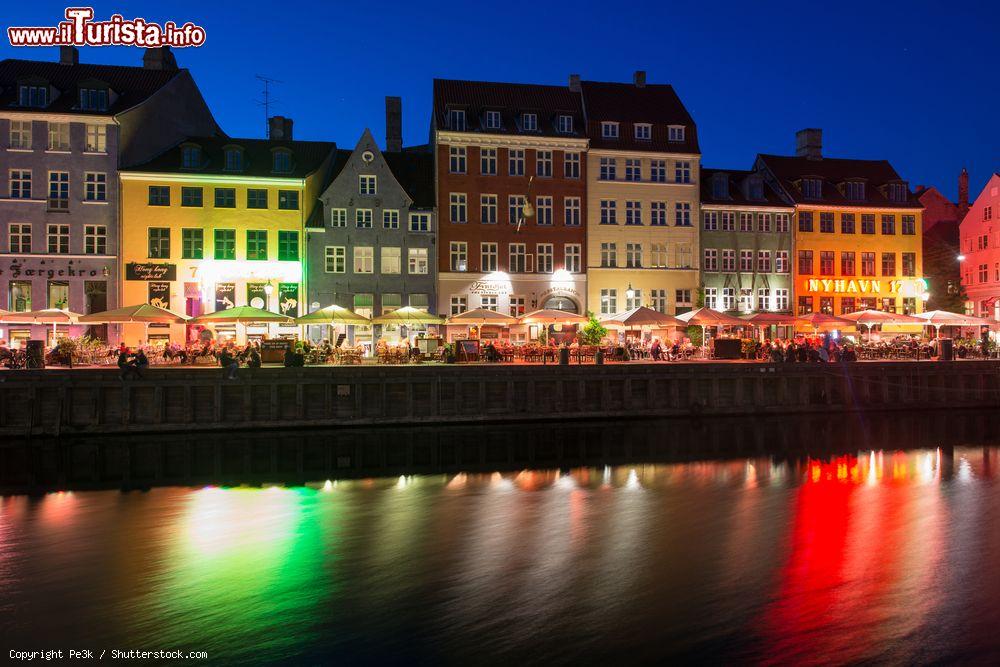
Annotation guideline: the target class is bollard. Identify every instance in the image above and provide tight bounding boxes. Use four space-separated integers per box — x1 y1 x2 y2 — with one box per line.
559 347 569 365
595 349 604 365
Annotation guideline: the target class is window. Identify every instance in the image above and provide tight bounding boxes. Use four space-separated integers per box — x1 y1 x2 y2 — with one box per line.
881 252 896 276
564 152 580 178
740 249 753 273
881 214 895 235
649 160 668 184
861 252 876 277
481 242 498 272
278 190 299 210
676 243 692 268
846 181 865 200
148 185 169 206
651 289 668 313
798 296 814 315
48 172 68 209
820 212 834 233
801 178 822 198
624 159 641 182
902 215 916 235
247 189 268 209
47 122 69 150
409 213 431 232
354 247 374 273
985 206 994 222
675 202 691 226
721 249 735 272
776 251 789 273
214 229 236 260
881 298 897 314
600 242 617 268
214 188 235 208
148 228 170 258
181 186 202 207
181 144 200 168
224 148 243 171
798 250 814 275
381 246 401 274
356 209 373 228
448 109 466 130
536 150 552 177
758 251 773 273
19 84 47 107
450 193 467 224
704 288 718 310
757 288 770 312
85 124 107 152
565 244 581 272
480 295 498 312
704 212 718 231
601 122 619 138
888 182 909 202
675 161 691 184
331 208 347 227
182 229 203 259
509 243 527 273
600 289 618 315
383 209 400 229
739 288 754 312
676 289 693 310
84 172 106 201
627 288 643 311
449 146 466 174
651 201 667 226
484 110 501 129
47 224 69 254
408 247 428 274
509 296 526 317
508 149 525 176
902 252 916 277
536 196 553 225
10 280 33 312
740 213 753 232
508 195 525 224
626 243 643 268
10 120 31 149
537 244 554 273
634 123 651 140
861 214 875 235
450 296 468 316
704 248 718 271
600 200 617 225
819 251 834 276
246 230 268 260
721 212 735 231
841 251 856 276
78 87 108 111
798 211 813 232
558 114 573 134
599 157 617 181
820 297 834 314
9 223 30 253
775 213 790 233
564 197 581 226
359 175 377 195
625 200 642 225
325 246 346 273
668 125 686 142
47 280 69 310
522 113 538 131
841 213 856 234
979 263 989 283
272 150 291 173
449 242 467 272
480 148 497 175
775 289 789 311
757 213 771 232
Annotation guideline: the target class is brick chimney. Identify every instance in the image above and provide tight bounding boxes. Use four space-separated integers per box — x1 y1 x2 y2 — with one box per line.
59 46 78 66
568 74 581 92
268 116 293 141
795 128 823 160
142 46 177 70
385 96 402 153
633 70 646 88
958 167 970 218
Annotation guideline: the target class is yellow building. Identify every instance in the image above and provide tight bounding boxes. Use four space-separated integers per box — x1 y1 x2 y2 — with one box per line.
118 122 335 345
758 131 926 322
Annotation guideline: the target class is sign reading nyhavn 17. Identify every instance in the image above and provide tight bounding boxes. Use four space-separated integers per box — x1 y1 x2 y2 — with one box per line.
126 262 177 281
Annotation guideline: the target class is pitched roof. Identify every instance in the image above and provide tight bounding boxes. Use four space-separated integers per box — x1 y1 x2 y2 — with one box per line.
700 168 791 207
383 145 435 208
581 80 699 153
757 154 921 209
0 58 181 116
124 136 337 178
432 78 585 139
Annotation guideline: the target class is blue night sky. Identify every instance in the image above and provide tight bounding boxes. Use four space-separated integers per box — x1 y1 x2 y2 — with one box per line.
3 1 997 200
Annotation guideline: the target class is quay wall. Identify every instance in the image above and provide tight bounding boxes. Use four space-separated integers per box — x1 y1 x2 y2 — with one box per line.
2 361 1000 437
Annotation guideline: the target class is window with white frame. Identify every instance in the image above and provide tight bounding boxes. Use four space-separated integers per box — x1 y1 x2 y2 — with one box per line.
564 197 581 226
564 152 580 178
740 288 754 313
650 159 667 183
381 294 402 314
508 149 524 176
522 113 538 131
484 110 501 129
48 122 69 150
480 194 498 224
704 248 718 271
536 196 553 225
626 288 643 311
774 288 789 311
480 147 497 175
47 224 69 254
408 247 428 274
775 213 790 233
651 243 668 268
600 200 617 225
758 250 772 273
704 287 718 310
331 208 347 227
449 146 466 174
801 178 822 198
721 211 735 231
481 242 498 272
675 161 691 184
508 195 525 224
676 289 693 309
381 246 401 274
383 209 399 229
356 209 373 228
846 181 865 200
9 120 31 149
676 243 692 268
758 288 771 311
85 124 107 152
450 193 467 223
410 294 430 311
325 246 345 273
675 202 691 226
558 114 573 134
599 157 616 180
48 172 68 210
536 150 553 177
354 246 374 273
564 244 581 272
624 159 641 182
634 123 652 140
757 213 771 232
625 200 642 225
359 174 377 195
450 295 468 316
509 296 526 317
722 287 736 311
480 294 499 311
721 249 736 272
409 213 431 232
509 243 527 273
600 288 618 315
10 170 31 199
650 201 667 226
600 242 617 268
740 249 753 273
776 250 789 273
668 125 686 142
740 212 753 232
601 122 619 138
645 289 666 314
449 242 467 272
626 243 642 268
448 109 466 130
9 223 30 253
84 173 106 201
704 211 718 231
536 244 553 273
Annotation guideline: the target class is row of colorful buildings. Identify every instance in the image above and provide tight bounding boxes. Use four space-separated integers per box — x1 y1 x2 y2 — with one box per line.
0 46 934 346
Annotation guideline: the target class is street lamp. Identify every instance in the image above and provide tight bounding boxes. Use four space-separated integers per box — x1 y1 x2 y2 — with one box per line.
625 283 635 300
957 254 966 262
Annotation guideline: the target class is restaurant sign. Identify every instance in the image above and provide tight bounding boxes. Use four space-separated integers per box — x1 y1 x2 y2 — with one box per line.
127 262 177 281
469 280 512 295
804 278 926 295
278 283 299 317
148 282 170 309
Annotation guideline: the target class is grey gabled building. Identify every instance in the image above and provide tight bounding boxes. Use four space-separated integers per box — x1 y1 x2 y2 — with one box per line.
305 98 436 346
0 45 220 345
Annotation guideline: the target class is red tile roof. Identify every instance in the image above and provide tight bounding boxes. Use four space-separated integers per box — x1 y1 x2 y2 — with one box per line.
758 154 922 209
700 168 792 207
432 79 585 139
581 80 699 153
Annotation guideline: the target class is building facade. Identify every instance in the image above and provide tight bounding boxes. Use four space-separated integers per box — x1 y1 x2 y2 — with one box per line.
959 172 1000 318
0 45 218 346
306 108 436 345
433 78 589 331
758 130 926 318
699 169 794 314
583 72 701 317
916 169 968 313
119 119 334 344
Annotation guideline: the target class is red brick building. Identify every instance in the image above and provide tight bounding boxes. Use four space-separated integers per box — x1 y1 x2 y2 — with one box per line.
915 169 969 311
432 79 589 325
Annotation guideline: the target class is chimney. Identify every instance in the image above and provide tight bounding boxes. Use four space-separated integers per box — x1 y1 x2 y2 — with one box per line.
958 167 970 218
142 46 178 70
59 46 78 66
385 96 402 153
268 116 293 140
568 74 581 92
633 70 646 88
795 128 823 160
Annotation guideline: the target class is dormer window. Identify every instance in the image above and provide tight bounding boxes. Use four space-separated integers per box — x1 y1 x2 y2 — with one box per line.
601 122 619 139
484 110 501 130
668 125 686 142
79 88 108 112
19 84 47 108
845 181 865 201
272 149 292 173
522 113 538 131
711 173 729 199
447 109 466 131
887 182 909 202
748 178 764 200
557 114 573 134
634 123 652 140
801 178 823 199
181 144 201 169
224 147 244 172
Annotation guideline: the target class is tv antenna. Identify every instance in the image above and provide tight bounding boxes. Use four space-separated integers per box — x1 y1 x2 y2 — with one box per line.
255 74 283 137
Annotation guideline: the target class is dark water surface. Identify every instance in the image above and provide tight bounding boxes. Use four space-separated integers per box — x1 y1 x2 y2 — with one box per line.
4 412 1000 664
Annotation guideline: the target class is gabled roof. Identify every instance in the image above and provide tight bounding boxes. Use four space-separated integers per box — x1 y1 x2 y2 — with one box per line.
581 80 699 153
432 78 585 139
384 146 434 208
757 154 922 209
125 136 337 178
700 168 791 208
0 58 180 116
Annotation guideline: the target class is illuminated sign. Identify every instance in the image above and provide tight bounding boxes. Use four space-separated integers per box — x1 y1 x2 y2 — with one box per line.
127 262 176 281
469 280 512 295
804 278 927 295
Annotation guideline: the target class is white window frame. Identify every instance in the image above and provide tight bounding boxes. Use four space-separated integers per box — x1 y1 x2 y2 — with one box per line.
325 246 346 273
634 123 652 140
353 246 374 273
601 121 619 139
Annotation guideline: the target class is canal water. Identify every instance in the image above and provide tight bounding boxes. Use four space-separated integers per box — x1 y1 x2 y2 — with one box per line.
3 412 1000 664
